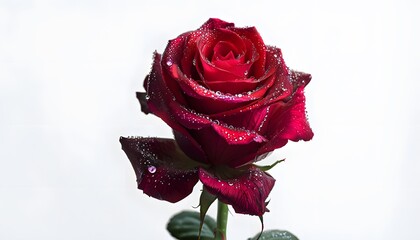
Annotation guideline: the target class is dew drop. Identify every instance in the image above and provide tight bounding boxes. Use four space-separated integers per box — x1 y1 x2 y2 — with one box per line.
145 95 150 100
147 165 156 174
166 60 173 66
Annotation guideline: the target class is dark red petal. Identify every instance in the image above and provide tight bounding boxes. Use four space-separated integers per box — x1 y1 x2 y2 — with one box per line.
191 126 264 167
167 95 267 144
199 166 275 216
162 99 267 167
120 137 199 203
136 92 150 114
145 53 183 132
145 53 207 163
168 101 213 129
199 18 235 31
257 85 313 157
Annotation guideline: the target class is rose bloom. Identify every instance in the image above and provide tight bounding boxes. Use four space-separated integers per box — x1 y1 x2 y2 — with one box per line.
121 18 313 216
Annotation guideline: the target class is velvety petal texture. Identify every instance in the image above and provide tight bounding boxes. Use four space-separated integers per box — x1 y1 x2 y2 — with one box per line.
120 137 199 203
199 166 275 216
122 18 313 216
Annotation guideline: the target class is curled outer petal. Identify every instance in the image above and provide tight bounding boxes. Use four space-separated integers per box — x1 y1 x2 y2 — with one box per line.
120 137 200 203
199 166 275 216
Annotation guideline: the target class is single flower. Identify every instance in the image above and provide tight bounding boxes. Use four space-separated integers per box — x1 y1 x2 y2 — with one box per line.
121 18 313 216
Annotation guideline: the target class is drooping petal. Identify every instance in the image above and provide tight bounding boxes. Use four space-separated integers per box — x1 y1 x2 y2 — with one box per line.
120 137 200 203
199 166 275 216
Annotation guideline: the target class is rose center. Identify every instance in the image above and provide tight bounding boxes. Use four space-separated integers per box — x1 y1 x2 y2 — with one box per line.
211 41 242 63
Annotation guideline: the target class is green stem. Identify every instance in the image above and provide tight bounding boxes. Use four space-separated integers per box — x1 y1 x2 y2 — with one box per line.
215 200 228 240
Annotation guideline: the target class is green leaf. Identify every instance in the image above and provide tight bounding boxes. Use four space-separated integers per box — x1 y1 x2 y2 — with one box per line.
254 159 285 172
199 187 217 238
167 211 216 240
248 230 299 240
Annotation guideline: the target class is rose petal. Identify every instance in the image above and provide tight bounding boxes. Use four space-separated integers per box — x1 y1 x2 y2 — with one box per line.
173 59 278 114
199 166 275 216
209 47 290 118
257 85 313 156
203 77 259 94
232 27 267 78
212 41 242 62
168 102 266 144
289 69 312 92
136 91 150 114
197 29 251 82
218 105 272 135
211 122 267 145
145 52 208 163
191 125 264 167
209 38 258 83
173 66 255 114
168 101 213 129
199 18 235 31
178 19 236 79
120 137 199 203
174 32 202 80
165 102 267 166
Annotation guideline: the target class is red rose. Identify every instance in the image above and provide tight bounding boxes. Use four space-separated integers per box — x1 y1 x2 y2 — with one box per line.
121 18 313 216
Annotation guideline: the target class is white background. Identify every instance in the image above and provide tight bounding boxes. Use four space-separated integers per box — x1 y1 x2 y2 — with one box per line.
1 0 419 239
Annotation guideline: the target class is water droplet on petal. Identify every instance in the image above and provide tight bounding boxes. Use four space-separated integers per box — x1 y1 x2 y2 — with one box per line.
166 61 173 66
147 165 156 174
